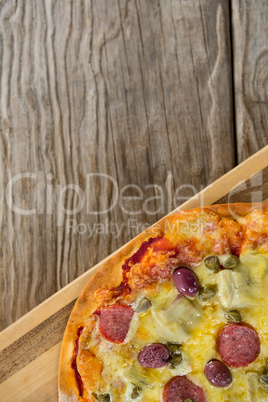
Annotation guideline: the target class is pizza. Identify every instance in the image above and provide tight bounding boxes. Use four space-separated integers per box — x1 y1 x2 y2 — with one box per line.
59 203 268 402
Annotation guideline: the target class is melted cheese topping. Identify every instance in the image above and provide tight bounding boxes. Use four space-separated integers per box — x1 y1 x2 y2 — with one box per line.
183 252 268 402
80 252 268 401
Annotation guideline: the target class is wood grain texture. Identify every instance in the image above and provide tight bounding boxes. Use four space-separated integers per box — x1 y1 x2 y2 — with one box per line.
231 0 268 162
0 301 75 383
0 0 235 330
0 342 61 402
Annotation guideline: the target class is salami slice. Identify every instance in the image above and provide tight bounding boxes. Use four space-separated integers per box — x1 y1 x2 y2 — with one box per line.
163 376 206 402
217 324 260 368
98 304 134 343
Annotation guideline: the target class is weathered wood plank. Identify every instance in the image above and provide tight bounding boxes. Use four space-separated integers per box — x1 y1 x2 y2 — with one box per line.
231 0 268 162
0 0 234 330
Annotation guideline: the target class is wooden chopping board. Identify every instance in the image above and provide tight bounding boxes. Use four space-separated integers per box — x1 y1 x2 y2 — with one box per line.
0 145 268 402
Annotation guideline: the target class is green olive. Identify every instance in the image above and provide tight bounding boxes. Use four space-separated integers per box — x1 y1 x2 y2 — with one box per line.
131 386 141 399
199 285 217 301
135 298 152 314
204 255 220 272
169 354 183 368
223 255 239 269
166 342 182 357
224 309 242 323
184 399 195 402
263 359 268 375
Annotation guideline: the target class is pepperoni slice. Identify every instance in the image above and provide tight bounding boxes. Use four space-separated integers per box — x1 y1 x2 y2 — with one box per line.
98 304 134 343
217 324 260 368
139 343 170 368
163 376 206 402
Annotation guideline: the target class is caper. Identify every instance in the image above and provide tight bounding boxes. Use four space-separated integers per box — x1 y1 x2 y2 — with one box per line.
169 354 183 368
91 393 111 402
223 255 239 269
166 342 182 357
199 285 217 301
204 255 220 272
135 297 152 314
263 359 268 375
130 385 141 399
260 374 268 389
224 309 242 323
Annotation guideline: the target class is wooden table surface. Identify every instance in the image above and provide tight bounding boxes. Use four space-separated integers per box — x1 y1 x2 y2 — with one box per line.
0 0 267 331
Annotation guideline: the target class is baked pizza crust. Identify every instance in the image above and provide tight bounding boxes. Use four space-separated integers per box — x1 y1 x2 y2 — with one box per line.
58 203 268 400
